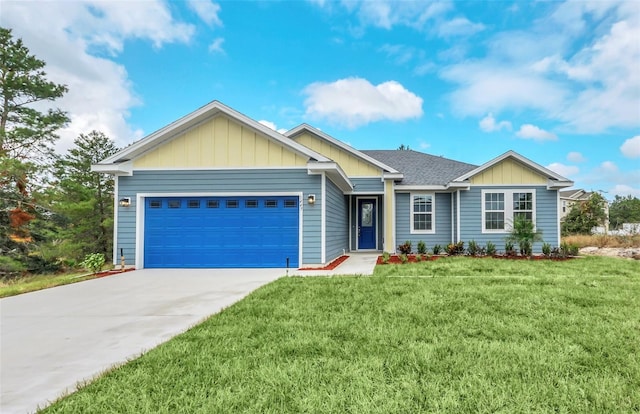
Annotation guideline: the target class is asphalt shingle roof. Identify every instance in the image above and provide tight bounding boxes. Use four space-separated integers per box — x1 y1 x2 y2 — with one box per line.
362 150 478 186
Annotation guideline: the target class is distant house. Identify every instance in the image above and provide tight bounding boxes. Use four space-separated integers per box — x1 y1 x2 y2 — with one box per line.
559 189 610 229
92 101 574 269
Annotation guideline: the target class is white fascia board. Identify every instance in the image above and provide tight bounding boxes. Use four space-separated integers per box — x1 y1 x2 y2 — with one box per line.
286 124 400 174
395 182 470 191
547 180 574 190
91 162 133 176
382 172 404 181
99 101 331 165
453 150 571 183
307 161 353 193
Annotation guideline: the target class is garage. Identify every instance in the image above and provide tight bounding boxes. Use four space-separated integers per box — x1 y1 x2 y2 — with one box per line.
144 196 300 268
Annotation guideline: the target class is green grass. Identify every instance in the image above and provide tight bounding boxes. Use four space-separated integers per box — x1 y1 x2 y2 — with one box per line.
42 257 639 413
0 272 95 298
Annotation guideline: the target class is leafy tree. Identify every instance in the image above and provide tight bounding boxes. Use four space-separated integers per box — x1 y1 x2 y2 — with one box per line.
0 27 69 259
609 195 640 229
561 192 607 235
397 144 411 150
51 131 118 261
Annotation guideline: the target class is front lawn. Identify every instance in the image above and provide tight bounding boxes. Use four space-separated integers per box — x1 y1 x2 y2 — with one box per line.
0 272 94 298
42 257 639 413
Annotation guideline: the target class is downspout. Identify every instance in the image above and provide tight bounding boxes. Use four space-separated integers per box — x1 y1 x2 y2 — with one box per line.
321 172 326 264
456 190 461 243
451 192 454 243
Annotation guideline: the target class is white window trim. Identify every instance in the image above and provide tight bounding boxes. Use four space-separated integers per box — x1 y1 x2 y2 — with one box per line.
410 192 435 234
481 189 536 234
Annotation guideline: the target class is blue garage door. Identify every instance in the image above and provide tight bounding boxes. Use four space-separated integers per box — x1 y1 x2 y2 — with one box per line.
144 196 299 268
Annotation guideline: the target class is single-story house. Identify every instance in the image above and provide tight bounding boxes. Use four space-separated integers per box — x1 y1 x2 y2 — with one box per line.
92 101 574 269
559 189 610 228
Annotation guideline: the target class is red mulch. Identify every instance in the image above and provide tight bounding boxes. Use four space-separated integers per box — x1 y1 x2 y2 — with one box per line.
94 268 136 278
299 255 350 270
377 254 572 264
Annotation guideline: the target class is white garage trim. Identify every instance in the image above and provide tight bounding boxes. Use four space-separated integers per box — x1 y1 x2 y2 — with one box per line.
135 191 304 269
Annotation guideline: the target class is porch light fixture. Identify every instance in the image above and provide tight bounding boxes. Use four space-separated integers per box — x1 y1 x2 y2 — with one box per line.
307 194 316 205
119 197 131 207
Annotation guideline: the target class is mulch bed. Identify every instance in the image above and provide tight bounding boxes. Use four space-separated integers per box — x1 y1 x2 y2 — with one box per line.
299 255 350 271
377 254 573 264
94 267 136 278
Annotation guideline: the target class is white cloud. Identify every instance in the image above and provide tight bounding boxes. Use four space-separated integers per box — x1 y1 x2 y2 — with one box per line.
516 124 558 141
418 140 431 150
1 1 196 153
620 135 640 159
546 163 579 178
208 37 225 54
436 17 485 38
479 113 512 132
609 184 640 198
442 2 640 133
303 77 423 128
567 151 586 163
599 161 619 173
187 0 223 27
356 1 452 30
258 120 287 134
379 44 415 65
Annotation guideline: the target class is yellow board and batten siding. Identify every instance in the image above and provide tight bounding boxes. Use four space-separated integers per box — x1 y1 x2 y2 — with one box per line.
469 158 547 185
133 115 308 168
293 132 382 177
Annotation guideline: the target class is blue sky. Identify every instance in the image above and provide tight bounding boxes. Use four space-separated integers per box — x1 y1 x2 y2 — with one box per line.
2 0 639 198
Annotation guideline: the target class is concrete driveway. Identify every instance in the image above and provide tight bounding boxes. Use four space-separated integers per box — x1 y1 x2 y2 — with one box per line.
0 268 286 414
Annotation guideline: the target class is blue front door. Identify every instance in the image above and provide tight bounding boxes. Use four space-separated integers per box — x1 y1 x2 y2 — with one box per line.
357 199 376 249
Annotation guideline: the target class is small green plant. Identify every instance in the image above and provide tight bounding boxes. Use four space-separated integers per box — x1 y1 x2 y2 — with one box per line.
486 241 497 256
415 254 422 262
505 241 517 257
446 241 465 256
432 244 442 255
80 253 105 274
467 240 479 256
559 242 580 257
417 241 427 254
399 253 409 264
542 243 552 257
398 241 412 255
506 215 543 257
381 252 390 264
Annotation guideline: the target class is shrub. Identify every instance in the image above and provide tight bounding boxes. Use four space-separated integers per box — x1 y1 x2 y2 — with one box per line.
505 241 517 257
432 244 442 255
415 254 423 262
398 241 412 255
446 241 465 256
542 243 552 257
80 253 106 274
486 241 497 256
381 251 390 264
399 253 409 264
417 240 427 254
0 256 26 279
467 240 479 256
559 242 579 257
506 215 543 256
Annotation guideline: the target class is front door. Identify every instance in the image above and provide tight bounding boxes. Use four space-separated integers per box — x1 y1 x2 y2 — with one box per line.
358 198 376 249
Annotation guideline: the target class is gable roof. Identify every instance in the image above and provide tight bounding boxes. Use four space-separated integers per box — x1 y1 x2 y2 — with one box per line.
361 150 477 186
96 101 331 166
560 189 591 200
453 150 573 188
286 124 401 175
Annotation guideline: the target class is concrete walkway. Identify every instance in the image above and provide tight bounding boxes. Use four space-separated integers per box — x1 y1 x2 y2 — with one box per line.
0 269 285 414
293 252 379 276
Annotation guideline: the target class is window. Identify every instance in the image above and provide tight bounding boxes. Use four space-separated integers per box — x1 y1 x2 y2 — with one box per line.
149 200 162 209
482 190 536 233
187 200 200 208
410 193 434 233
207 200 219 208
168 200 180 209
284 199 297 208
245 200 258 208
226 200 238 208
265 200 278 208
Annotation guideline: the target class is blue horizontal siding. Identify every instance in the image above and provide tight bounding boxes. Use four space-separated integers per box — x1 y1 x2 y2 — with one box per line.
459 186 559 253
325 178 348 262
395 192 453 251
351 178 384 193
117 169 322 266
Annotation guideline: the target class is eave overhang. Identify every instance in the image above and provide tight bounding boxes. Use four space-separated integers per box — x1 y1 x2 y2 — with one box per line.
307 161 354 193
